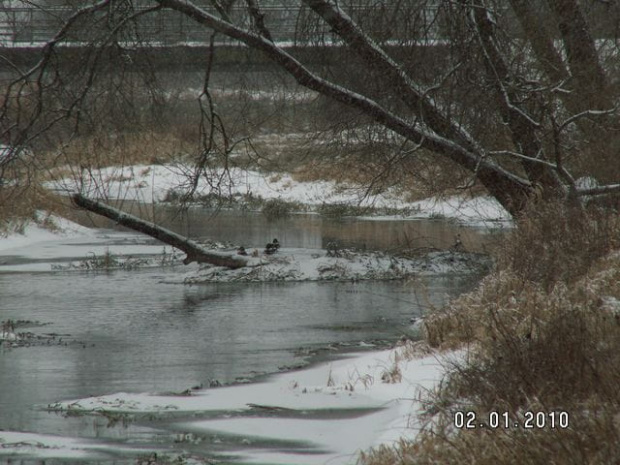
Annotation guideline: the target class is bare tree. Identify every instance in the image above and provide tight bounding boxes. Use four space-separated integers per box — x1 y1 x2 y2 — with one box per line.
1 0 620 264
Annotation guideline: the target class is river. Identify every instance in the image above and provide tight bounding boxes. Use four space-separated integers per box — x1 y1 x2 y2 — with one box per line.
0 211 494 463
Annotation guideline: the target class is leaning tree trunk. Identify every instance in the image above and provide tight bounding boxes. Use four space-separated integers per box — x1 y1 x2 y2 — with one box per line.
72 193 248 269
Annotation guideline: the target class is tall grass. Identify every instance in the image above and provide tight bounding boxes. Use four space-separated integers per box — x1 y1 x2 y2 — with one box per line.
361 201 620 465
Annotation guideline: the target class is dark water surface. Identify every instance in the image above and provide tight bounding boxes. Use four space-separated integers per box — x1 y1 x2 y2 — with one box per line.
0 213 493 462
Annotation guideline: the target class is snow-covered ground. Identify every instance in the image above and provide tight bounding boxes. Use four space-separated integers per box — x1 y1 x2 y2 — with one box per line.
0 212 183 273
183 248 490 284
0 212 95 253
50 164 511 226
0 211 490 278
0 431 145 461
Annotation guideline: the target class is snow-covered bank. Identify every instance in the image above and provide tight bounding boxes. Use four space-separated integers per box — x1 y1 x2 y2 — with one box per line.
50 164 511 226
0 214 184 273
0 212 95 253
37 342 458 464
0 431 142 461
183 248 490 284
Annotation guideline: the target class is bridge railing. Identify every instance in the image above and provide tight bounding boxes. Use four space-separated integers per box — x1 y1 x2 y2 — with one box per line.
0 3 443 47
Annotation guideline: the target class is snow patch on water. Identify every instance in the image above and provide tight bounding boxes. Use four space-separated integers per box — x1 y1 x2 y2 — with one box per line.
42 342 460 464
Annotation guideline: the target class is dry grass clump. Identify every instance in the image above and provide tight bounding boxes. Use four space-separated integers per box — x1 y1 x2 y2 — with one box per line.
0 183 70 234
499 201 620 290
361 408 620 465
361 202 620 465
51 126 198 170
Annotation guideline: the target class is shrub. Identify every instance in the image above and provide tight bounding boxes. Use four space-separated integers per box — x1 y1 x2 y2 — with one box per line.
261 198 293 220
317 202 367 219
499 201 620 290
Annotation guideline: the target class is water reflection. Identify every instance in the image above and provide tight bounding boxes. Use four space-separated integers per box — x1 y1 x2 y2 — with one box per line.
75 206 500 254
0 270 477 435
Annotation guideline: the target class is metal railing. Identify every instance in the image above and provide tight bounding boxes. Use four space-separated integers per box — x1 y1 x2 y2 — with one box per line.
0 3 443 47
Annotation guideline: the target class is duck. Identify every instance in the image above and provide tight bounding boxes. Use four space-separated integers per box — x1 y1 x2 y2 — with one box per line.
237 246 248 256
264 238 280 255
451 233 464 252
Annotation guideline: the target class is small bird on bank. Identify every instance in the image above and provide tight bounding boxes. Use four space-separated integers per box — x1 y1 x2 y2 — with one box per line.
237 246 248 256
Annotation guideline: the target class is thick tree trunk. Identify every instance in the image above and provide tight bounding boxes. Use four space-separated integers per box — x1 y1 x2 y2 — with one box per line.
71 193 248 269
546 0 607 110
471 5 565 200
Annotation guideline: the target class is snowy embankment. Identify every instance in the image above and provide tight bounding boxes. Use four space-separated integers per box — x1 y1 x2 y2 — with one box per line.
1 163 501 276
0 211 95 253
0 212 183 273
0 431 146 461
0 211 490 277
50 163 511 226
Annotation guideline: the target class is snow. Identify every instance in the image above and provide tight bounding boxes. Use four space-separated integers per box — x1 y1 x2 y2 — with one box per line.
0 329 17 341
407 195 511 226
42 342 456 464
0 212 95 253
0 213 183 273
183 248 489 284
0 431 146 460
50 163 511 226
3 164 502 278
0 212 489 276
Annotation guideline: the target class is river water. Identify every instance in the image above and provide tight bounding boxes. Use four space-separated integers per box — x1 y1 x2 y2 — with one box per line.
0 212 494 463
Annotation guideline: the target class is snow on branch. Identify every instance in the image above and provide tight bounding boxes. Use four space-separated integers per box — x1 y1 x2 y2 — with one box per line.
557 105 619 133
577 183 620 197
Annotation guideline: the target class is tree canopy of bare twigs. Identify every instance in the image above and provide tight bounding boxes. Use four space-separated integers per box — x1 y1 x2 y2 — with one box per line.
1 0 620 218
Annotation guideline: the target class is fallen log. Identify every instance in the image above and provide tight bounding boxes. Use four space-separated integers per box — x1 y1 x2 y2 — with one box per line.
71 193 248 269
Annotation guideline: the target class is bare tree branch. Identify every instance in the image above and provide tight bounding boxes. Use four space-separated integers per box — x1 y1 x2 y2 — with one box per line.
557 106 619 134
156 0 534 214
577 184 620 197
469 1 564 196
72 193 249 268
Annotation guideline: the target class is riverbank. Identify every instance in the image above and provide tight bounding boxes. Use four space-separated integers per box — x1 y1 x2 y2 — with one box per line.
49 163 512 227
360 203 620 465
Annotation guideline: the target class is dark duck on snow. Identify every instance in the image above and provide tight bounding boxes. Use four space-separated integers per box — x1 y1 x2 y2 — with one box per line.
264 238 280 255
